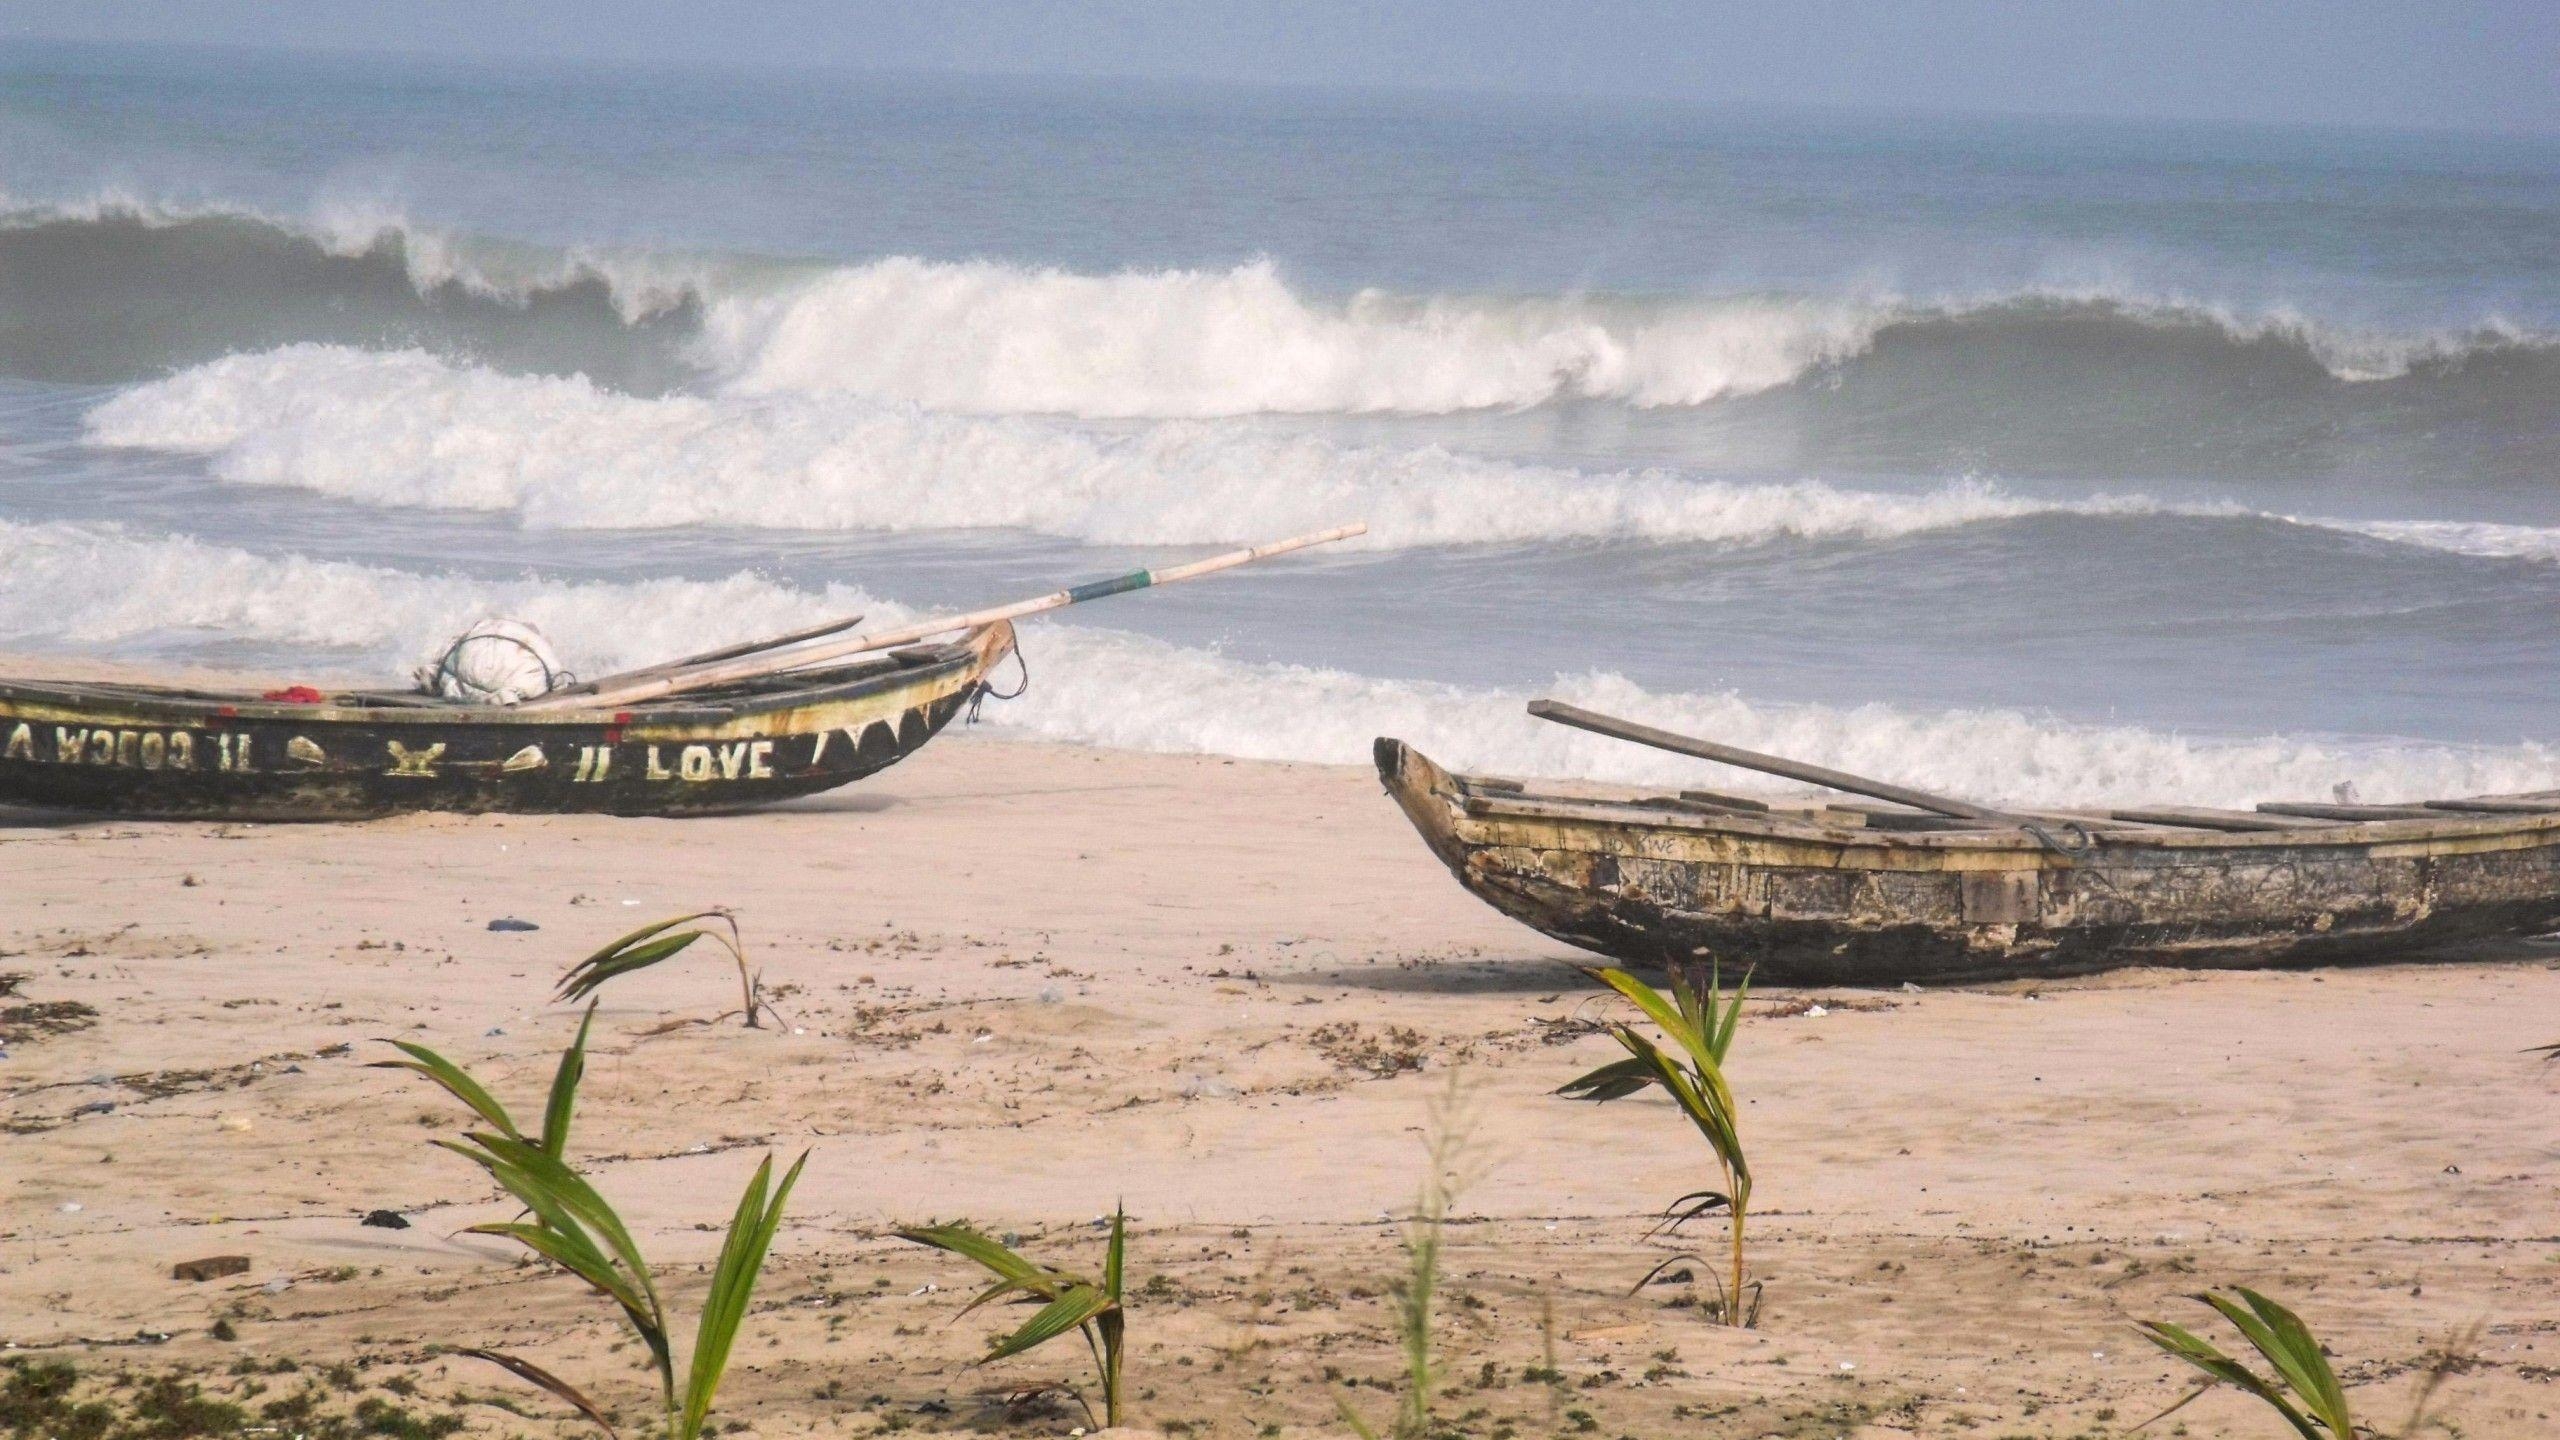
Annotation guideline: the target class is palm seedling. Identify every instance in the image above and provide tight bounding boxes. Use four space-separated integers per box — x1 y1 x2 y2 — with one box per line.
1557 963 1754 1325
2134 1287 2475 1439
2134 1287 2362 1437
556 910 776 1029
896 1207 1130 1430
376 1006 807 1440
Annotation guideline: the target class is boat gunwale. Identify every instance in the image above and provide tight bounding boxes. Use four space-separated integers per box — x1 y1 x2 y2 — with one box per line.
1393 744 2560 857
0 627 1010 731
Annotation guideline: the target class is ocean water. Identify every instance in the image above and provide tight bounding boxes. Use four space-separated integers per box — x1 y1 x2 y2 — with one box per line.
4 40 2558 807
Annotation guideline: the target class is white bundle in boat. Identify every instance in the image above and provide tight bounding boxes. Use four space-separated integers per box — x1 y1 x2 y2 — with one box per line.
419 619 571 705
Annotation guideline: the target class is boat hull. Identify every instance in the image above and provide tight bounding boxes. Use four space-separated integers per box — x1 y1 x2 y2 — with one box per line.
0 626 1013 821
1375 738 2560 985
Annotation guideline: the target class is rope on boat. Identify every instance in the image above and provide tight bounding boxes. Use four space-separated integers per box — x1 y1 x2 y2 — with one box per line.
968 638 1030 722
2023 818 2099 860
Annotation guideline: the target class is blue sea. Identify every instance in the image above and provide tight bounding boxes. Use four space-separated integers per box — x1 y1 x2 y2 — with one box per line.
4 40 2557 805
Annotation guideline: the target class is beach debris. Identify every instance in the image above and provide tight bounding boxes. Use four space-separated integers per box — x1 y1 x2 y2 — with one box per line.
261 1276 294 1295
172 1255 250 1282
488 918 540 933
0 997 100 1046
70 1100 115 1117
360 1209 411 1230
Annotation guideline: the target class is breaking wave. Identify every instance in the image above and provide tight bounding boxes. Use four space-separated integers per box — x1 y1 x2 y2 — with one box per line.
2327 519 2560 566
84 345 2560 563
1 517 2554 809
7 200 2552 422
0 201 708 393
80 344 2176 545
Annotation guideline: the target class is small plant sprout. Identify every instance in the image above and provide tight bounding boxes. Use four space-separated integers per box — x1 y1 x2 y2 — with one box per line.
2133 1288 2357 1438
378 1005 807 1440
1339 1068 1479 1440
1557 963 1755 1325
895 1206 1131 1430
555 910 777 1029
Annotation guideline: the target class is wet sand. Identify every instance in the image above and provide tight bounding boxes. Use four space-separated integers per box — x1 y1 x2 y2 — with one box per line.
5 716 2559 1437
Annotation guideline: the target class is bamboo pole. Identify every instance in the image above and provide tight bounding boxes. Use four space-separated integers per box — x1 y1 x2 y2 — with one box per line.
554 612 867 698
1526 698 2037 827
520 522 1366 712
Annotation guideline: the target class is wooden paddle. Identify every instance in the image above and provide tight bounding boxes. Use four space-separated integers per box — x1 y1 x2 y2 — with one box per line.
521 522 1366 712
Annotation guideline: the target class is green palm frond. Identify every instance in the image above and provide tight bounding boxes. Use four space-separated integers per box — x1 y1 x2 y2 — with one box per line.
556 911 770 1028
899 1205 1132 1429
680 1151 808 1440
2135 1288 2356 1439
1559 964 1755 1325
387 1000 804 1440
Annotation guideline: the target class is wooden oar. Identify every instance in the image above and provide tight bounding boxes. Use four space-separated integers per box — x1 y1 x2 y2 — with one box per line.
1526 698 2041 828
520 522 1367 712
546 613 867 702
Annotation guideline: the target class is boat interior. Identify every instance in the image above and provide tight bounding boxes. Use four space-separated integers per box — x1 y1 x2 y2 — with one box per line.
1435 765 2560 848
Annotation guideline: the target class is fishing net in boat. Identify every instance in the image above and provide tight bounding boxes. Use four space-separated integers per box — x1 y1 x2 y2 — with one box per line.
417 619 573 705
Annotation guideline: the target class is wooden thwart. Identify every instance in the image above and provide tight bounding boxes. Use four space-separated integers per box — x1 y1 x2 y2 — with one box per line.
2425 796 2560 814
2257 801 2447 821
2109 806 2339 832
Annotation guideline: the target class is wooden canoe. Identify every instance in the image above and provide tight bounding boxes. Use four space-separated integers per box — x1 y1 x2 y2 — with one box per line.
0 624 1013 821
1374 737 2560 985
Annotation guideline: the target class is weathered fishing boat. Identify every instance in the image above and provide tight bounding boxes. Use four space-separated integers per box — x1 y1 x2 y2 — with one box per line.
1376 703 2560 985
0 522 1364 822
0 624 1013 820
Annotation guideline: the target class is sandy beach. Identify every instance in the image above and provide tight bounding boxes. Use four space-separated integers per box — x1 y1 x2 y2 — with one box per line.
5 708 2557 1439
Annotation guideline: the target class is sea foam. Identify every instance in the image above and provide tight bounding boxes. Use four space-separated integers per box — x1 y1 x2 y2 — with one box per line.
2 518 2552 809
84 345 2560 565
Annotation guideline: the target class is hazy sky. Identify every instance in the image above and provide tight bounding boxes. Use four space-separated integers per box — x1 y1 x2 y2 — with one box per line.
10 1 2558 135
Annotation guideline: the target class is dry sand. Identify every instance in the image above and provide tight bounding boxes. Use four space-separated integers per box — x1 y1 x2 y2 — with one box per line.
5 714 2559 1438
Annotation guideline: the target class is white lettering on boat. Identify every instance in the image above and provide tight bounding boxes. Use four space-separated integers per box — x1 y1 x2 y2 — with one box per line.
8 726 209 771
642 740 782 783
